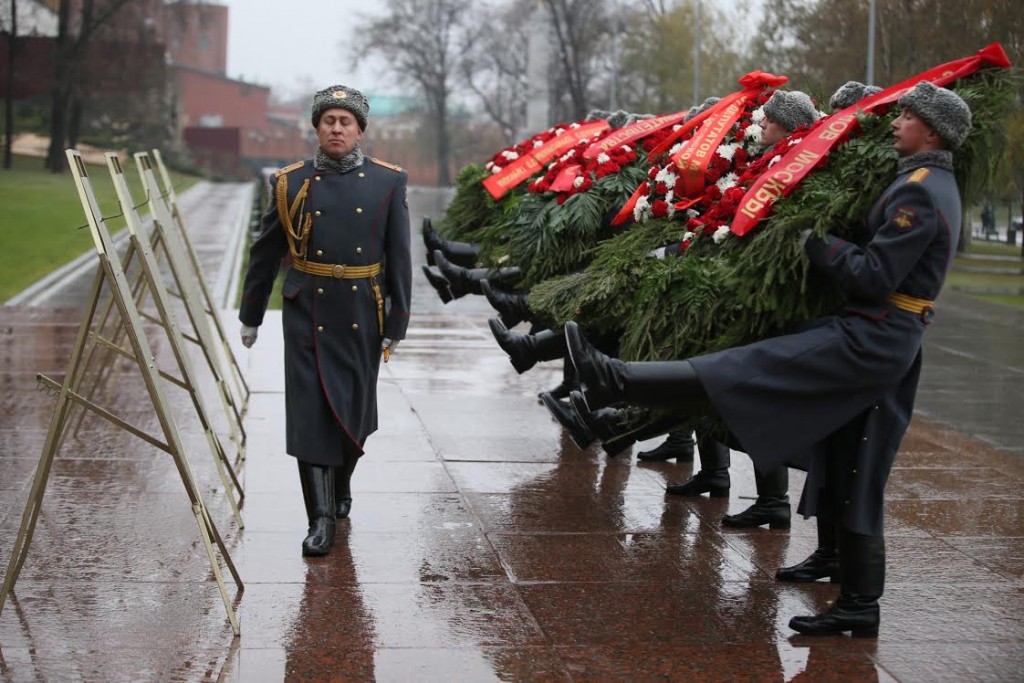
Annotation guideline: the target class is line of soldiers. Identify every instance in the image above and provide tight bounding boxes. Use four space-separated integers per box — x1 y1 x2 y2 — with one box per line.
421 78 973 638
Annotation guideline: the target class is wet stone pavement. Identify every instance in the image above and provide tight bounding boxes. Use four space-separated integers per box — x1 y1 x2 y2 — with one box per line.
1 184 1022 681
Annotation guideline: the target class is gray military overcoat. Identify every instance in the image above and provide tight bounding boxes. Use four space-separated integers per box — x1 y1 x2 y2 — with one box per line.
240 156 411 466
691 151 961 535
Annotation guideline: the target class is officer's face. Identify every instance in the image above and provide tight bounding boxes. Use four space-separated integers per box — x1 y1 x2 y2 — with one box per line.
761 117 790 147
891 107 941 156
316 108 364 158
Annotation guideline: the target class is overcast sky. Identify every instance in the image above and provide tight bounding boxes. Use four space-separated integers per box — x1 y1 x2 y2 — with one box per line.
221 0 390 100
220 0 763 102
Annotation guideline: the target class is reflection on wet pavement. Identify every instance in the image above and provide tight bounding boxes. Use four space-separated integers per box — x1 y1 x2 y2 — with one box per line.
0 187 1021 681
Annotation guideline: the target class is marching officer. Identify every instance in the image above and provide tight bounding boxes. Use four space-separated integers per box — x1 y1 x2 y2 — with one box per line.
239 85 412 556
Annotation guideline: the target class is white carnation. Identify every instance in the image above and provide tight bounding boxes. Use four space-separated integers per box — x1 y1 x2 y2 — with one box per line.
716 143 740 161
501 150 519 161
713 225 731 244
633 195 651 222
654 166 678 186
682 231 695 242
597 153 611 164
745 123 764 146
572 175 585 189
752 107 766 124
490 165 502 174
768 155 782 167
533 140 545 148
686 209 699 219
716 172 739 193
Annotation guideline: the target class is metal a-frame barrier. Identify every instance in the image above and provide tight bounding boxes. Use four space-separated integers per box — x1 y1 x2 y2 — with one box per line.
151 149 250 419
67 152 248 466
0 150 243 636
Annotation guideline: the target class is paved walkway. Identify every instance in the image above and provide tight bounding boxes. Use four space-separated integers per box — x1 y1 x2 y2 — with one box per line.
0 184 1021 681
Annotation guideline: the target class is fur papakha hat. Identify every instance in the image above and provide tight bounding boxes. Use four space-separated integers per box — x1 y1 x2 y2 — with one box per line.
683 96 720 122
311 85 369 131
897 80 972 149
829 81 882 111
763 90 820 131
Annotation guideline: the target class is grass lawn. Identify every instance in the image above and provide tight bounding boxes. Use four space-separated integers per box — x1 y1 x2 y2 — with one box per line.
0 154 201 301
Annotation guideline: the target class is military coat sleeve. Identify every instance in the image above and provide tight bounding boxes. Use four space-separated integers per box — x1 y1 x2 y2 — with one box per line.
383 170 412 340
239 172 291 327
804 180 939 302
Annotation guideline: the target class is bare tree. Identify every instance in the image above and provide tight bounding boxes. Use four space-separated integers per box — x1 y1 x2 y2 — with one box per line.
3 0 15 169
543 0 611 121
460 0 532 144
357 0 477 186
44 0 134 172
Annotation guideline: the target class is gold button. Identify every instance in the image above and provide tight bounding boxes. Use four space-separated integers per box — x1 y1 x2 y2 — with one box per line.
844 500 850 505
316 288 324 295
356 207 363 214
852 469 857 474
358 172 365 178
356 247 362 254
351 285 358 292
315 175 321 181
316 249 323 256
317 325 324 332
861 437 868 442
352 323 359 330
315 210 322 217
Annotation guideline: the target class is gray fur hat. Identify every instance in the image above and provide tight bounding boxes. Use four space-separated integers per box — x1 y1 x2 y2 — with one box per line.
897 80 972 149
763 90 819 131
585 109 613 122
311 85 370 131
829 81 882 111
607 109 632 128
683 96 720 122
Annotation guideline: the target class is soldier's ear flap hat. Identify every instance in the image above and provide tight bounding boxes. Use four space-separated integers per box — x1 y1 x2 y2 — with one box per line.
897 80 972 149
311 85 370 131
763 90 821 131
829 81 882 111
683 96 720 122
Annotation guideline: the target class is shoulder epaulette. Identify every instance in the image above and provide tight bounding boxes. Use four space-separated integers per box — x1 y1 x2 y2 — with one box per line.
370 157 404 173
907 168 930 183
274 160 306 178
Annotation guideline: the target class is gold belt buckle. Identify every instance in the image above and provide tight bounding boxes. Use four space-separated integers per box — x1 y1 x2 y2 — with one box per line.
332 264 346 278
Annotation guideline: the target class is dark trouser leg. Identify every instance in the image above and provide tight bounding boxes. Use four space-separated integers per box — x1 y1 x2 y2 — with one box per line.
665 432 730 497
333 452 358 518
637 429 696 462
721 465 791 529
488 319 567 374
297 461 336 556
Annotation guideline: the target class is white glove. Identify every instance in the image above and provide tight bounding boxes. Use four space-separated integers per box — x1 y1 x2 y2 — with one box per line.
799 228 814 248
646 246 667 260
381 337 398 362
240 324 259 348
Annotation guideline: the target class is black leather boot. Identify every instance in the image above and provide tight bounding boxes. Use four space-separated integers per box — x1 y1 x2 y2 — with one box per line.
565 321 706 411
297 461 336 556
777 512 839 582
421 264 454 304
637 430 695 462
539 391 596 448
571 397 681 458
333 453 358 518
789 530 884 637
423 217 480 267
434 250 521 299
539 361 576 404
488 318 566 374
722 466 791 529
481 279 533 328
665 435 730 497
